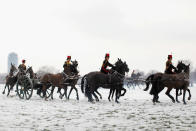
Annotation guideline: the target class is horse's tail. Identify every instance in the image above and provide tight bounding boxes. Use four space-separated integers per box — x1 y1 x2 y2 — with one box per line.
149 76 161 95
81 75 87 93
81 74 93 102
143 74 154 91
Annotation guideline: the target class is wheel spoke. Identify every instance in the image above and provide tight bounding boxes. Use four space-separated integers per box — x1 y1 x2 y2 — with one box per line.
26 89 30 96
24 90 27 99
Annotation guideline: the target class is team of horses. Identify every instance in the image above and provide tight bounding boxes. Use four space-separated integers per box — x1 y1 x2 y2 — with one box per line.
1 59 192 104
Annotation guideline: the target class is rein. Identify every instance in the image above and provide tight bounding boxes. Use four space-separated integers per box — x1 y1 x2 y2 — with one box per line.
112 71 125 80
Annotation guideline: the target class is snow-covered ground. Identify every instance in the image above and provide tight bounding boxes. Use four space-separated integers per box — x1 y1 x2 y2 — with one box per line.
0 84 196 131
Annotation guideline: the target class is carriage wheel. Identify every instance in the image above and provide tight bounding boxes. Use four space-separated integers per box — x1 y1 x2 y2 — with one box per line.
16 76 33 100
39 86 52 99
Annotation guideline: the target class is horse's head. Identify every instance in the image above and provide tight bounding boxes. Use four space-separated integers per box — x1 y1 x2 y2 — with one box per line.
114 58 129 75
177 61 190 74
184 64 190 74
71 60 79 74
9 63 17 75
26 66 35 79
72 60 78 67
176 61 185 73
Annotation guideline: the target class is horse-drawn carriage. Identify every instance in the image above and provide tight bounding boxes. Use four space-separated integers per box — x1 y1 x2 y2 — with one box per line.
2 64 43 100
2 62 80 100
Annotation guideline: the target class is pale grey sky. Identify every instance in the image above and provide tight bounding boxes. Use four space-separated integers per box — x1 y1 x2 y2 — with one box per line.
0 0 195 75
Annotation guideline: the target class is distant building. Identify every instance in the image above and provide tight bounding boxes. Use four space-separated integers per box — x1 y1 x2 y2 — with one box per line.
8 52 18 73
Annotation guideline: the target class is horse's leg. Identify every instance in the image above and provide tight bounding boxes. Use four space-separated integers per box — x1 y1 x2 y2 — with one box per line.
178 89 182 96
152 95 157 104
68 87 73 100
111 89 115 100
115 89 120 103
155 95 160 103
187 89 191 100
85 85 94 102
155 85 164 103
7 85 12 96
58 87 63 99
165 88 175 103
64 86 68 99
51 86 55 100
2 84 7 94
176 89 180 103
92 92 99 102
57 87 61 93
68 86 79 100
74 86 79 100
42 85 47 100
183 88 187 104
95 90 102 100
108 89 112 101
10 84 14 90
59 86 67 99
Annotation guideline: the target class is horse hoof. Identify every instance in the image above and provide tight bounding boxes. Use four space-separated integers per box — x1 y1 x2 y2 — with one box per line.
184 102 187 105
89 100 94 103
2 92 5 94
100 97 102 100
176 101 180 103
77 98 79 101
156 101 161 103
59 95 63 99
188 97 191 100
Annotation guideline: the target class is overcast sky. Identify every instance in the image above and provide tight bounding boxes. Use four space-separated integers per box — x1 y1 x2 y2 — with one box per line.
0 0 195 75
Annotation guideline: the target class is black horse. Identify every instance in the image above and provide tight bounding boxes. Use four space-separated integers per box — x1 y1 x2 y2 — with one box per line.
81 59 129 103
144 61 191 104
2 64 18 96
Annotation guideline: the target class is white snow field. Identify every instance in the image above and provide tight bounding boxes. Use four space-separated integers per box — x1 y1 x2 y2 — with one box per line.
0 84 196 131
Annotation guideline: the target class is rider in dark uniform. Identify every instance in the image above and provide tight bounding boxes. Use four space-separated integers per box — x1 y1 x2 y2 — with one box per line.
63 56 72 70
63 56 74 76
58 56 72 93
165 55 177 74
101 53 114 74
18 59 27 73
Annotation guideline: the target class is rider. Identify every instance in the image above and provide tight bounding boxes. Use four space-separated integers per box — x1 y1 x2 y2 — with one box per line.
165 55 177 74
131 70 135 78
18 59 27 73
100 53 114 74
63 56 72 73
